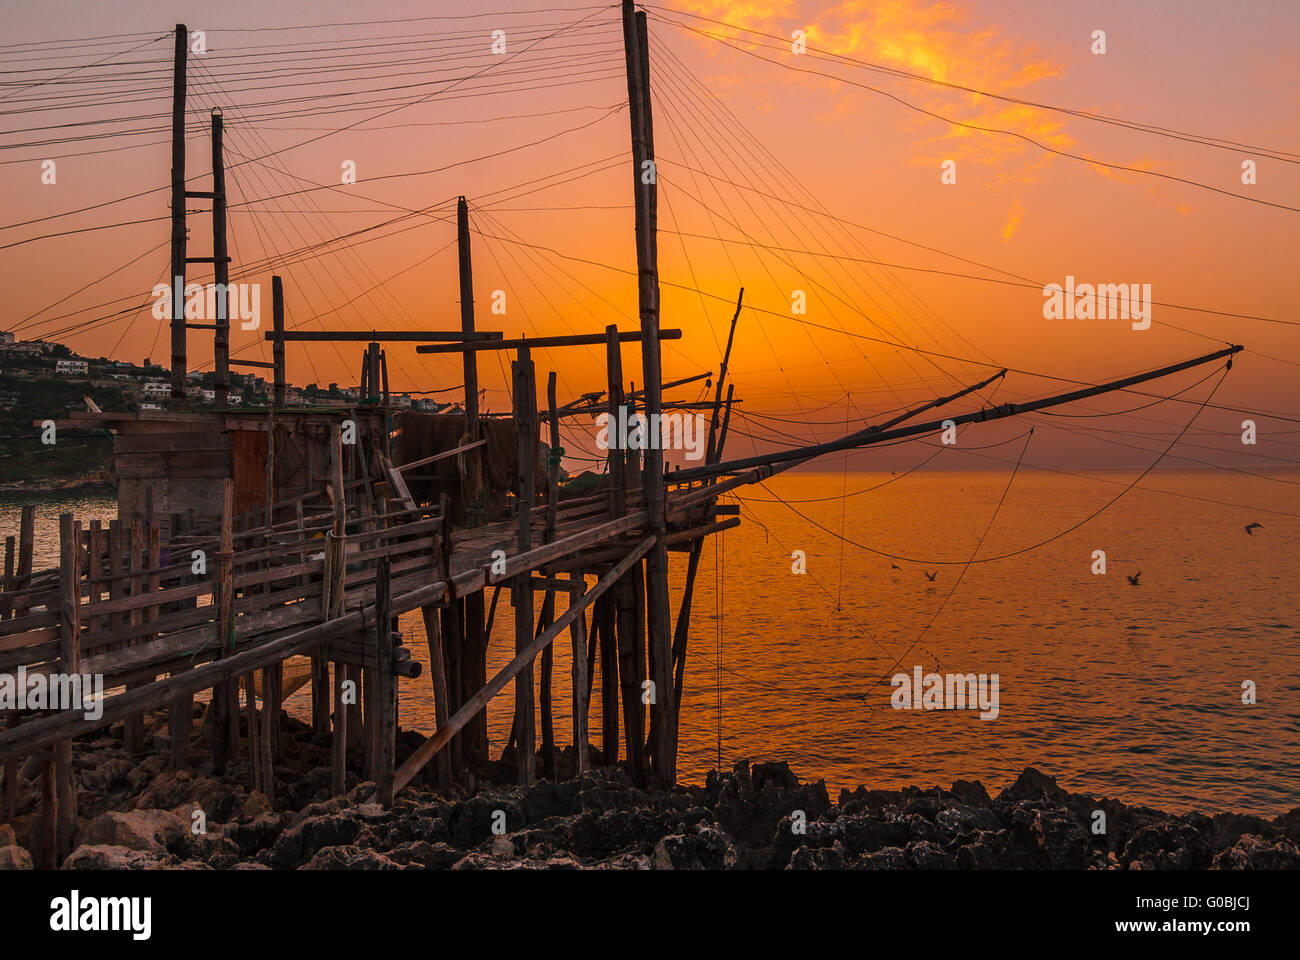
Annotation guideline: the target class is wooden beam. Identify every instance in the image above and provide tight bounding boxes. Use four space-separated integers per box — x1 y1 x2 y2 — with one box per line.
416 329 682 354
269 330 501 342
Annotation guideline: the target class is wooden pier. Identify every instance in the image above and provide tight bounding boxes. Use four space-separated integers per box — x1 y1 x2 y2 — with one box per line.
0 1 1243 868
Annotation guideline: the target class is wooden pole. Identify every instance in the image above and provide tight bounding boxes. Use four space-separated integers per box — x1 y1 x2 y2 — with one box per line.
568 571 590 775
55 514 81 864
212 480 235 772
375 556 395 805
212 109 230 407
512 347 537 786
272 276 286 407
169 23 188 402
622 1 675 786
459 195 489 755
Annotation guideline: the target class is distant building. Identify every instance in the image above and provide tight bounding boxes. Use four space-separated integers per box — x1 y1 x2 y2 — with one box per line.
142 381 171 398
413 397 441 412
140 402 162 411
202 389 216 402
2 340 48 356
0 331 14 346
55 359 89 376
392 394 413 408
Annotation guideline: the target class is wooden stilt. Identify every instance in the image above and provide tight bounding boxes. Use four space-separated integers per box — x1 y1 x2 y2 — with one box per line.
244 672 261 792
55 515 81 864
512 347 537 786
568 572 591 775
375 557 395 806
330 662 347 796
420 604 452 790
598 592 619 765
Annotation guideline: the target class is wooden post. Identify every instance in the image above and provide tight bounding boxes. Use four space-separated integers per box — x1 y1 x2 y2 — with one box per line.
598 592 619 764
14 505 33 617
55 514 81 864
330 661 347 796
2 535 12 619
456 196 489 761
212 480 235 772
420 603 452 790
375 557 395 805
259 663 275 801
169 23 188 402
568 572 591 775
271 276 286 407
123 522 148 753
512 346 537 786
212 108 230 407
538 590 556 780
622 0 676 788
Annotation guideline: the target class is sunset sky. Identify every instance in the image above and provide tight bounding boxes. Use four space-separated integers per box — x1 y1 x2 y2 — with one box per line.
2 0 1297 471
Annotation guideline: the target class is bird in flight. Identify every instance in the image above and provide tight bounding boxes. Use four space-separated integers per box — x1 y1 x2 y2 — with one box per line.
924 570 937 581
890 563 901 571
1245 523 1263 536
1127 571 1142 586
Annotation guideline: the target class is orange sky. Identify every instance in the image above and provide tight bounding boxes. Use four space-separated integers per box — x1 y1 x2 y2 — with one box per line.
2 0 1298 470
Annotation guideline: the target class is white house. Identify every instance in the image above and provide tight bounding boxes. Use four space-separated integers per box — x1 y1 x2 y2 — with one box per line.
142 381 171 398
55 359 89 376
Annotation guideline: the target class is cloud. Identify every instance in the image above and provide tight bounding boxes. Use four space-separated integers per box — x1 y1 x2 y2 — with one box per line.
1000 199 1025 241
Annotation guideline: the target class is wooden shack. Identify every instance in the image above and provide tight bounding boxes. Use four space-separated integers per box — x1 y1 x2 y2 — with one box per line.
58 408 388 529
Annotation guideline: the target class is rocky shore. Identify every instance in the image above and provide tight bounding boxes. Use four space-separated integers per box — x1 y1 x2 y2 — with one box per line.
0 706 1296 870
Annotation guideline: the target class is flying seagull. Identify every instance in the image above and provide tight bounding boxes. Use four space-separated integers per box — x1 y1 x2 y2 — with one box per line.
1245 523 1263 536
924 570 937 581
890 563 901 571
1127 571 1142 586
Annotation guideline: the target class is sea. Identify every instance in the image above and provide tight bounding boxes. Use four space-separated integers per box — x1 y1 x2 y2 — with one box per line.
3 469 1296 816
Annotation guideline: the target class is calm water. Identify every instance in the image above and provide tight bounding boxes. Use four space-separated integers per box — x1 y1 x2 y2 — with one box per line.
3 470 1297 815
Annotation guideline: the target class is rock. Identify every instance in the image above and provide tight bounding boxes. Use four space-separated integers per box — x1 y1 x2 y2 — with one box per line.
752 761 799 794
301 845 402 870
82 809 185 851
651 824 731 870
0 844 34 870
1212 834 1300 869
0 825 15 847
997 768 1067 803
267 812 363 869
62 844 161 870
490 835 515 858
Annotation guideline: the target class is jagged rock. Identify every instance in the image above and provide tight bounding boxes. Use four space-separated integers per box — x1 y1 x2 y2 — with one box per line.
1212 834 1300 869
906 840 956 869
786 841 845 870
0 844 34 870
61 844 162 870
857 845 909 869
223 813 285 859
82 809 185 851
997 768 1067 803
752 761 800 794
301 844 402 869
950 779 993 806
267 812 363 869
652 823 730 869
